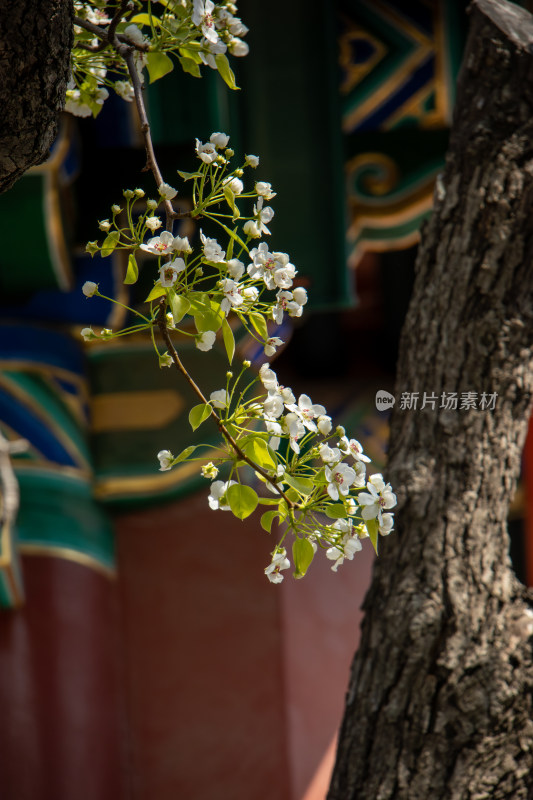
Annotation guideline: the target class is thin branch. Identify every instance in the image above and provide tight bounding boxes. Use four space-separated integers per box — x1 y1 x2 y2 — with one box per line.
156 302 296 509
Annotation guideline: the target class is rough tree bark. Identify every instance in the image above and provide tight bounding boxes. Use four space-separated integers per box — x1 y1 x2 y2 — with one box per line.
0 0 73 194
328 1 533 798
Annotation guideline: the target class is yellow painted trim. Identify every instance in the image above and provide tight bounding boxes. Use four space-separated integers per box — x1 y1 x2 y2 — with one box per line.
0 522 24 607
13 460 93 482
91 389 185 433
19 544 116 580
347 191 434 242
93 448 224 500
348 229 422 270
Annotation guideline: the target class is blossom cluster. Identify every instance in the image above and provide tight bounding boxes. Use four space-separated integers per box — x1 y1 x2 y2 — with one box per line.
82 131 397 583
68 0 248 118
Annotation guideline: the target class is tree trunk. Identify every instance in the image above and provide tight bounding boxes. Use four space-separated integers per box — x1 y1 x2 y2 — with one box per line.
0 0 73 194
328 1 533 798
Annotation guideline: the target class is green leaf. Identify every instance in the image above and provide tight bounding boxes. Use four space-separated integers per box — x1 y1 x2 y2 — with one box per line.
124 253 138 285
178 56 201 78
292 538 315 579
249 311 269 341
146 51 174 84
226 484 258 520
173 445 198 464
189 403 212 431
145 283 167 302
226 230 234 261
223 186 240 220
129 13 158 25
325 504 348 520
193 301 224 334
169 291 190 323
257 497 281 506
283 473 314 496
365 517 379 555
215 53 240 90
218 222 249 255
260 510 279 533
243 438 277 471
101 230 120 257
177 170 203 181
221 318 235 363
179 44 203 64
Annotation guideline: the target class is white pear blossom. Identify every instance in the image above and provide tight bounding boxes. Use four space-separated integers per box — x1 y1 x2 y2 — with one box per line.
264 548 291 583
219 278 243 313
195 139 217 163
64 89 92 118
208 479 237 510
196 331 216 351
226 258 245 279
145 216 162 231
317 415 332 435
255 181 276 200
326 520 362 572
192 0 219 44
272 290 306 324
140 231 176 256
82 281 98 297
210 131 229 148
173 235 192 253
80 327 96 341
228 38 249 57
223 176 244 195
340 436 371 464
358 474 397 520
287 394 326 433
210 389 230 408
157 449 174 471
159 182 178 200
114 80 134 102
284 413 306 454
200 231 225 262
325 462 357 501
264 337 284 357
158 258 186 287
259 363 279 392
319 443 341 463
253 196 274 235
159 352 172 368
265 420 282 451
379 513 394 535
243 220 261 238
245 154 259 168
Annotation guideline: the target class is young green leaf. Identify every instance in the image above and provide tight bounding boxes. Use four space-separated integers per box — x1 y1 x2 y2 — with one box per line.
189 403 212 431
215 53 240 90
145 283 167 302
283 473 314 496
173 445 198 464
169 291 191 323
178 56 201 78
365 517 379 554
260 510 279 533
221 318 235 363
223 186 240 219
249 311 269 341
243 438 277 471
124 253 139 285
101 230 120 257
227 484 258 520
146 51 174 83
293 538 315 579
325 504 348 520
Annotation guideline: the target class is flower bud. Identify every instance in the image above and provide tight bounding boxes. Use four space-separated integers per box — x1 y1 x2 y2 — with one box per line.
98 219 112 232
82 280 98 297
234 168 244 177
111 204 121 215
134 188 145 197
226 371 233 379
225 148 235 158
146 199 158 210
243 360 251 368
86 241 99 256
123 189 134 199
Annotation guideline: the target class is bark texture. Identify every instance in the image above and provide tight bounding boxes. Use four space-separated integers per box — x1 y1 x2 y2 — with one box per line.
328 1 533 798
0 0 73 194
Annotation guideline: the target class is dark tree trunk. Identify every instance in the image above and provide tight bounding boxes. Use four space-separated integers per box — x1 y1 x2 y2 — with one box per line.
329 1 533 798
0 0 73 194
